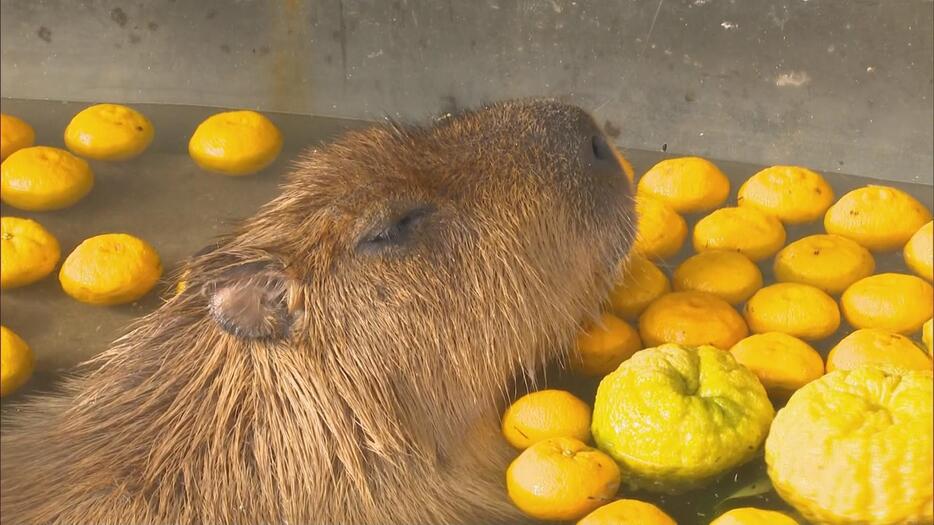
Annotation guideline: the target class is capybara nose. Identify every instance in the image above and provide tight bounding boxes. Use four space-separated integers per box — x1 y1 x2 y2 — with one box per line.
581 132 625 183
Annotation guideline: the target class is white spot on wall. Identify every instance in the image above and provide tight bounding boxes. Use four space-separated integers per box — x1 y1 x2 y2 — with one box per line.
775 71 811 87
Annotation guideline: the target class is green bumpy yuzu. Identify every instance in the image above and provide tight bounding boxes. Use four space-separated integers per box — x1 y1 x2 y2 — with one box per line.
592 344 774 493
765 366 933 525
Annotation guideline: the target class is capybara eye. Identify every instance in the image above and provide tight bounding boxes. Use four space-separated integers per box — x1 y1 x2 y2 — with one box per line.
358 205 434 254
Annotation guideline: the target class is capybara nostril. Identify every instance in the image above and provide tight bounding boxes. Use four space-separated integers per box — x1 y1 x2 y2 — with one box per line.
583 133 624 183
591 134 613 162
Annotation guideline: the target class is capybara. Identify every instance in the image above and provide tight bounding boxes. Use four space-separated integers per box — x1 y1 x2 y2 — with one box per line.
1 99 636 525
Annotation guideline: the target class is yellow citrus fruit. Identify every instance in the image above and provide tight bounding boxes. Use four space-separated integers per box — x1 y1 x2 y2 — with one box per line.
632 194 687 259
672 250 762 305
1 114 35 161
1 325 34 397
639 291 748 350
593 344 774 493
506 436 621 521
637 157 730 213
773 234 875 295
0 146 94 211
59 233 163 305
574 312 642 377
743 283 840 341
737 165 834 225
501 389 592 450
824 185 932 252
841 273 933 334
174 274 189 296
925 318 933 356
693 207 786 262
826 328 931 372
189 110 282 175
577 499 677 525
710 507 800 525
905 220 933 281
729 332 824 400
1 216 61 289
607 254 671 320
64 103 154 161
765 366 933 525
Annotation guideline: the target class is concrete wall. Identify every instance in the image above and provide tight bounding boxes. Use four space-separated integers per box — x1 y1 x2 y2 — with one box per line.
2 0 932 183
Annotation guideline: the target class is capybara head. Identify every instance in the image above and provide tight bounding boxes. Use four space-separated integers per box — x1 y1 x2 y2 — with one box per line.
1 99 636 525
192 98 635 424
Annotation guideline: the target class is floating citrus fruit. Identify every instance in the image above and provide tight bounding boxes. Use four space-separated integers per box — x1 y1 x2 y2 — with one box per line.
737 165 834 224
824 185 931 252
574 312 642 377
577 499 677 525
1 146 94 211
64 103 154 160
744 283 840 341
0 113 35 161
710 507 800 525
632 194 687 259
841 273 933 334
673 250 762 305
765 366 933 524
0 325 34 397
501 389 592 450
729 332 824 399
637 157 730 213
59 233 163 305
592 344 774 493
506 437 621 521
904 220 933 281
1 216 60 289
189 110 282 175
640 291 748 350
826 328 931 372
607 254 671 320
693 207 786 262
773 234 875 295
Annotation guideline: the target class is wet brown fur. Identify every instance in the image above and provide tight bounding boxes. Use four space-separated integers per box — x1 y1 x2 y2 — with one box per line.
1 100 636 525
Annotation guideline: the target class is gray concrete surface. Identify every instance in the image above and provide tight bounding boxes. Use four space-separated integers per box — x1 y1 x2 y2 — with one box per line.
1 0 932 185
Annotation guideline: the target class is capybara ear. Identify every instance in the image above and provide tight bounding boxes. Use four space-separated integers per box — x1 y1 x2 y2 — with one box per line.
208 262 294 340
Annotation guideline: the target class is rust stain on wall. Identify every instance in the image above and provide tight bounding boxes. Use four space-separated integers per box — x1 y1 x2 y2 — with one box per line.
270 0 313 114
